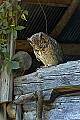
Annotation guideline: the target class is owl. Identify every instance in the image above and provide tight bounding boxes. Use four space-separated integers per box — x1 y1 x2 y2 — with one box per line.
28 32 63 67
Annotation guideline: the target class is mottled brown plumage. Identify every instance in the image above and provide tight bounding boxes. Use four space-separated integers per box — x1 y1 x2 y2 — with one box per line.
28 32 63 67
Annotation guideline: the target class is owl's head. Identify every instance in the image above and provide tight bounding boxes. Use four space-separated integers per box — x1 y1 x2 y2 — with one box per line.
27 32 49 50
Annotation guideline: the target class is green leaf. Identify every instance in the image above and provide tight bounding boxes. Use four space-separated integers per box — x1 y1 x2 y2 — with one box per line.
23 10 28 16
0 3 4 10
4 51 10 59
0 39 7 43
15 25 25 30
0 30 2 34
0 3 4 13
12 51 27 60
2 29 7 34
21 13 27 21
2 60 8 71
0 20 2 25
16 5 21 11
3 1 11 8
7 61 20 75
2 47 7 52
2 19 8 28
8 7 12 17
6 29 11 34
0 13 3 19
13 29 17 39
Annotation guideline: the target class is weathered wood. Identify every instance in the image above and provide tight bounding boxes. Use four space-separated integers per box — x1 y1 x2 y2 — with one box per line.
14 60 80 95
0 103 7 120
14 93 37 104
50 0 79 38
36 91 43 120
16 105 22 120
14 85 80 106
20 93 80 120
0 68 12 102
23 0 72 7
45 94 80 120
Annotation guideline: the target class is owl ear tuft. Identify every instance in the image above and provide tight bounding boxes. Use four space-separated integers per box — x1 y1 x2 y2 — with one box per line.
39 32 43 39
27 38 32 44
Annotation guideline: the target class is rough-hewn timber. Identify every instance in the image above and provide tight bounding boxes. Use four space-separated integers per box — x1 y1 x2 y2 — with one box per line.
14 60 80 96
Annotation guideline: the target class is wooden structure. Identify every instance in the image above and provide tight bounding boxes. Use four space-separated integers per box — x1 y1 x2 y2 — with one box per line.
10 60 80 119
0 0 80 120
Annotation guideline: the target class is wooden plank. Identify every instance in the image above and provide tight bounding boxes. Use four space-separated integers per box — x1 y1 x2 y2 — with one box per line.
14 60 80 95
19 94 80 119
44 95 80 120
50 0 79 38
23 0 72 7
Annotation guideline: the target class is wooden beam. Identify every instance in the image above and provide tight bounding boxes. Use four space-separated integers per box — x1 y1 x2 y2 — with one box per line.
50 0 79 38
14 60 80 95
16 40 80 55
23 0 72 7
0 0 2 4
16 40 33 52
60 43 80 55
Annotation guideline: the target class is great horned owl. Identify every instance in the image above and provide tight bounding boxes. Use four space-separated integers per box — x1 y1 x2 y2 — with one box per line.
28 32 63 67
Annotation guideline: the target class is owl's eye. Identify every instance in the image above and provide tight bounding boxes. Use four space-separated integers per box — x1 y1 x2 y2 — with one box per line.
43 39 46 43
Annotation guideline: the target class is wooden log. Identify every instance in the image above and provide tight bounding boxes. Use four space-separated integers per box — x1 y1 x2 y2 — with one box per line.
14 60 80 95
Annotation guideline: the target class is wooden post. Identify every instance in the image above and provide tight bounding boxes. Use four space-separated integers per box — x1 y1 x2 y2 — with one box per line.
36 78 43 120
36 91 43 120
16 105 22 120
0 0 17 119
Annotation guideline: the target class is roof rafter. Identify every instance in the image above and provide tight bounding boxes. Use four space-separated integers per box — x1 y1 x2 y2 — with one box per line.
23 0 72 7
50 0 79 38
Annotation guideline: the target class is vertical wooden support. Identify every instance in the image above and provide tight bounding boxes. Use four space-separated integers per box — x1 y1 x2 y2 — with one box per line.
0 66 13 103
0 1 17 119
0 103 7 120
16 105 22 120
36 91 43 120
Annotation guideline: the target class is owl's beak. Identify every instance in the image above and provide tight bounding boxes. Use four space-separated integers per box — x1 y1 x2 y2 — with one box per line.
27 38 32 43
27 37 31 41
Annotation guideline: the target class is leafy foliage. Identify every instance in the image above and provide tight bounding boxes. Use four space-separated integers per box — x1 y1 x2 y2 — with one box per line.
0 0 28 75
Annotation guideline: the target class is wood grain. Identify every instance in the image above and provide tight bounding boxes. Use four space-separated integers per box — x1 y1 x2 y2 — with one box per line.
14 60 80 95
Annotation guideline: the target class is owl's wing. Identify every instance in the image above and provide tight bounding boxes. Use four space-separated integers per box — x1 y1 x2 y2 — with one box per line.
34 50 41 62
48 37 63 62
